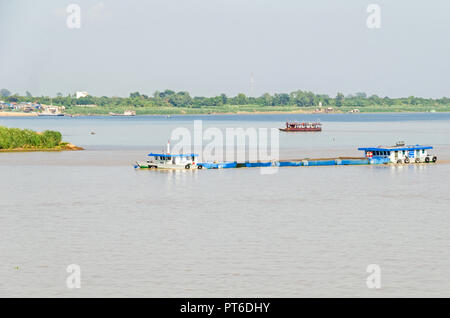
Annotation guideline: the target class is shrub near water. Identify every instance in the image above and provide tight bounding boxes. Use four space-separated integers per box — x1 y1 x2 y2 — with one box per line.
0 126 62 149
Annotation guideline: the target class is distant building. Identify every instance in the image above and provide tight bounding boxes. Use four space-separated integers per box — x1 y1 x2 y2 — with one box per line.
124 110 136 116
41 104 65 114
76 91 89 99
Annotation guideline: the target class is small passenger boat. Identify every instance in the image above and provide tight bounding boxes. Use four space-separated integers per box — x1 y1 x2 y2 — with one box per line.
279 122 322 132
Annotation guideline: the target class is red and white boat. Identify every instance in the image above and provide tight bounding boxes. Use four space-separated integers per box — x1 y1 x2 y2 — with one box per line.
279 122 322 132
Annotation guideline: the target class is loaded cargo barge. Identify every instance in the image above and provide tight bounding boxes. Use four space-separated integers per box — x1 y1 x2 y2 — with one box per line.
196 157 385 169
135 142 437 170
195 143 436 169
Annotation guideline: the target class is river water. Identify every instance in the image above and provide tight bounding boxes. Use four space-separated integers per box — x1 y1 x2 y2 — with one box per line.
1 113 449 297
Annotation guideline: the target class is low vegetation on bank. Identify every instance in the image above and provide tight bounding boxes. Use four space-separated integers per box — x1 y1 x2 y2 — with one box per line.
63 104 450 115
0 126 82 151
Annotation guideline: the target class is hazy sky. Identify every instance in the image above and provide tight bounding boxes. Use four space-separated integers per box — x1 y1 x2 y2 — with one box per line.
0 0 449 98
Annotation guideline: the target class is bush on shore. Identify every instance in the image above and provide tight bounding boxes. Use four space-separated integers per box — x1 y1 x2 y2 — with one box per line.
0 126 62 149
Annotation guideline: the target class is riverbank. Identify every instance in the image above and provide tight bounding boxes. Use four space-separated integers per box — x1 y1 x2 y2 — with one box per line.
63 104 450 116
3 105 450 117
0 112 38 117
0 143 84 152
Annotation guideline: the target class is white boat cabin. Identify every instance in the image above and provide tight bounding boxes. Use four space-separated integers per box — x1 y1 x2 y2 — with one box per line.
148 153 197 166
358 142 436 164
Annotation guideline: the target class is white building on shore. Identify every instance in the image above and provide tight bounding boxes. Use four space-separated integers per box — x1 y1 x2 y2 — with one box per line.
76 91 89 99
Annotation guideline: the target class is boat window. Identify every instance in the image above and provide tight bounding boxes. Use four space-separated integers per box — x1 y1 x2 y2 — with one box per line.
422 149 425 154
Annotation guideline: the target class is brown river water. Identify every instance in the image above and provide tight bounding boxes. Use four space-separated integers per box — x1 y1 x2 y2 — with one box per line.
1 113 449 297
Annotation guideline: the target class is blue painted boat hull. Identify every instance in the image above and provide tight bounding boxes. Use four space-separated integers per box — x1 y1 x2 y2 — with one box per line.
338 159 369 165
198 162 237 169
245 162 273 167
278 161 303 167
369 156 390 164
307 160 336 166
197 156 386 170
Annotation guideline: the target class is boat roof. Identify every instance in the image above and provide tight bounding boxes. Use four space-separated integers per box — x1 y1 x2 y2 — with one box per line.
148 153 198 157
287 122 321 124
358 145 433 151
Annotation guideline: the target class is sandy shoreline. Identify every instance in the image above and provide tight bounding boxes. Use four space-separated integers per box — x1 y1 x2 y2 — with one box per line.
0 112 39 117
0 144 84 152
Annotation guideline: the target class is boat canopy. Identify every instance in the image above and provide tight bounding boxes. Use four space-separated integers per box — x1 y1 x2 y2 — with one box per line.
358 145 433 152
148 153 198 157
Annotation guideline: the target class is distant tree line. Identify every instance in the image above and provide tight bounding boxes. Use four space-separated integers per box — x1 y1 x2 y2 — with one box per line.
1 88 449 108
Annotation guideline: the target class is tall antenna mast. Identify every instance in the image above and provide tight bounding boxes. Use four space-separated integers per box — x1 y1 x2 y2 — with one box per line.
250 73 255 97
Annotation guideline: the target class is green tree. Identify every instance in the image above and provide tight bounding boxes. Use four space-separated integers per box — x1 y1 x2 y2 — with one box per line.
273 93 290 105
335 92 344 107
236 93 248 105
220 93 228 105
261 93 273 106
168 91 192 107
1 89 11 97
130 92 141 98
